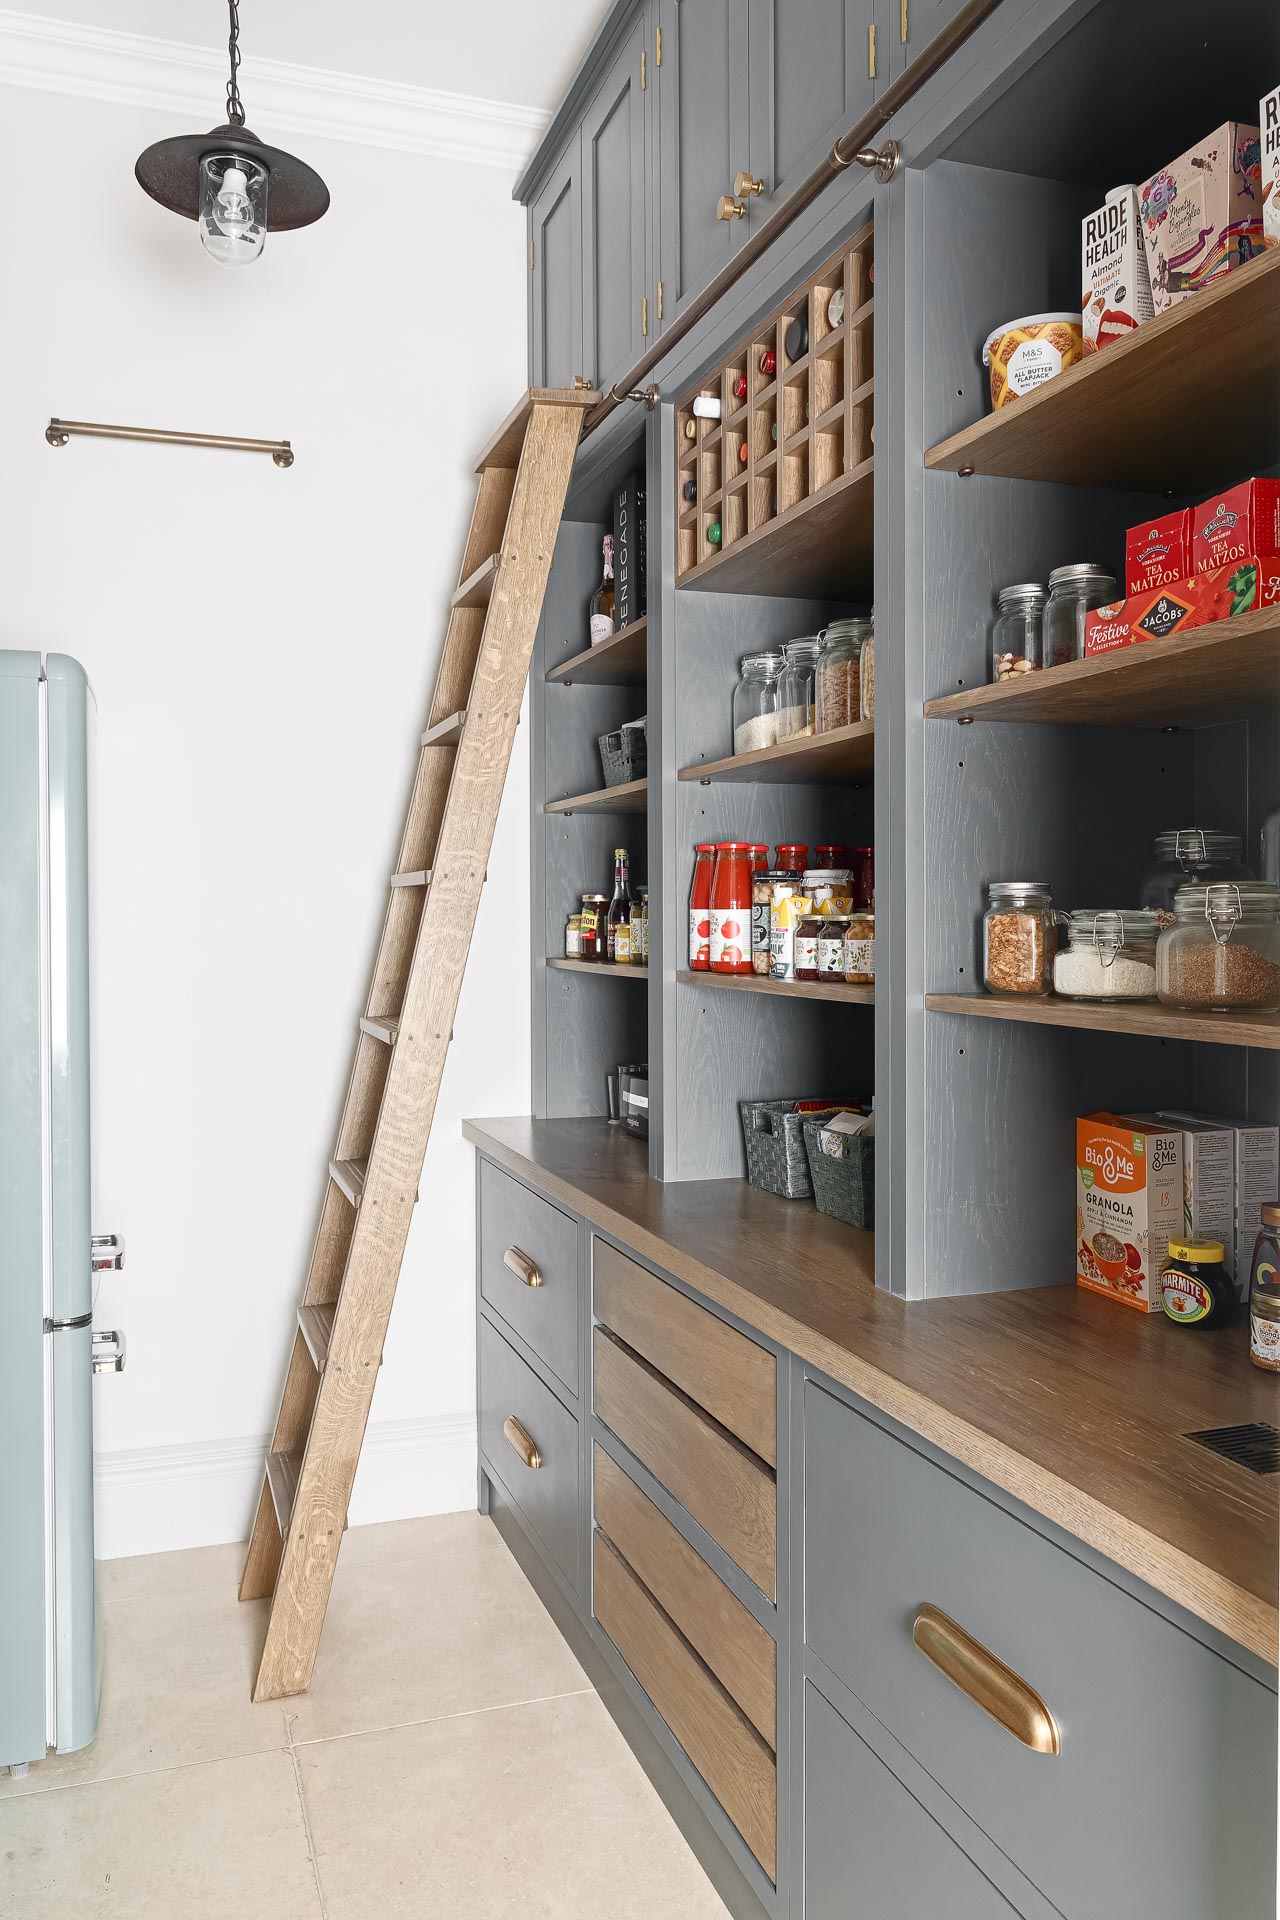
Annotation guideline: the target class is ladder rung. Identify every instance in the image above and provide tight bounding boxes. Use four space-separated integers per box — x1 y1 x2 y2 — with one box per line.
329 1157 367 1207
421 709 466 748
298 1303 336 1371
265 1448 300 1533
359 1014 400 1045
390 869 431 888
451 553 498 609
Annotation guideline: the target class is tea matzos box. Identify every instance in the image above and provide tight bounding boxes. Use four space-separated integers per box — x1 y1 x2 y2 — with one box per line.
1076 1114 1183 1311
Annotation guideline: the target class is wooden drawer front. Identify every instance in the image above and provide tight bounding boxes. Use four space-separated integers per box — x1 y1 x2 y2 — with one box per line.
594 1239 777 1465
593 1327 776 1598
593 1528 777 1879
594 1444 775 1746
479 1319 579 1591
805 1684 1020 1919
479 1159 579 1395
804 1382 1278 1920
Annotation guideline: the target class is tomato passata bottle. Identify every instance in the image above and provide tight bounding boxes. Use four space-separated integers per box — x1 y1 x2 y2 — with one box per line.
710 842 754 974
689 844 716 970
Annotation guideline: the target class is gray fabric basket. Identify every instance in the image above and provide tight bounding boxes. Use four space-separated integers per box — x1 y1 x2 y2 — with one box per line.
739 1099 841 1200
802 1116 875 1229
598 720 647 787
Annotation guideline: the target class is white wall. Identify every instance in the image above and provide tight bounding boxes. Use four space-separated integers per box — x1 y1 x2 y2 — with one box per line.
0 72 536 1552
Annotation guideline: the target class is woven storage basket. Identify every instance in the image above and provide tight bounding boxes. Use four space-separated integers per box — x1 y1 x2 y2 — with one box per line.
802 1116 875 1228
739 1099 841 1200
597 720 647 788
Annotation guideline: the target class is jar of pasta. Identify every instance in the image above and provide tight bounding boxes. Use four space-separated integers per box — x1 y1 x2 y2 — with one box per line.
982 882 1056 996
815 618 871 732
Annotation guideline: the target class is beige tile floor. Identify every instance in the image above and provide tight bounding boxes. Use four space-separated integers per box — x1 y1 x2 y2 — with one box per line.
0 1511 730 1919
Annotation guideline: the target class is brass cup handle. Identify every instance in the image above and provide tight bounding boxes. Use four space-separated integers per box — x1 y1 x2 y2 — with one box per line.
502 1415 542 1471
503 1244 543 1289
912 1604 1061 1755
733 171 765 199
716 194 747 222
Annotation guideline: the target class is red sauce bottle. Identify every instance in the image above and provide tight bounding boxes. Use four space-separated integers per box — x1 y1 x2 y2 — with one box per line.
775 843 809 875
688 844 716 970
710 843 754 974
850 845 875 910
748 844 769 872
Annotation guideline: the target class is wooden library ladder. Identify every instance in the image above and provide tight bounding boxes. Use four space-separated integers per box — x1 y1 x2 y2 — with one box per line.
239 386 598 1701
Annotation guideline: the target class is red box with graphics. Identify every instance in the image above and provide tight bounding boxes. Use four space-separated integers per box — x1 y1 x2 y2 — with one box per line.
1192 478 1280 574
1084 580 1199 655
1125 508 1192 595
1190 553 1280 626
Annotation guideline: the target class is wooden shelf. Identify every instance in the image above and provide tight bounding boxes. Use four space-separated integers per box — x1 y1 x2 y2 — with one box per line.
680 719 873 786
678 969 873 1006
927 993 1280 1051
679 458 873 599
547 958 648 981
924 605 1280 730
924 249 1280 492
544 777 647 815
546 616 648 688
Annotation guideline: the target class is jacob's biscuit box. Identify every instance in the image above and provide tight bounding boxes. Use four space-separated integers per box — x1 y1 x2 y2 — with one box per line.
1126 508 1192 595
1082 185 1154 353
1139 121 1262 313
1263 85 1280 247
1084 580 1198 655
1192 477 1280 573
1076 1114 1182 1311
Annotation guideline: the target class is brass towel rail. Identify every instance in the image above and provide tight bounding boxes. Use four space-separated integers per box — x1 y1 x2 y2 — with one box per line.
45 418 294 467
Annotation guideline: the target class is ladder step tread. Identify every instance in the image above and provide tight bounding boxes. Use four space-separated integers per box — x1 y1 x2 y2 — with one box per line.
451 554 499 609
390 869 431 888
265 1448 300 1533
297 1303 336 1371
329 1156 367 1207
474 385 601 472
359 1014 399 1045
421 709 467 747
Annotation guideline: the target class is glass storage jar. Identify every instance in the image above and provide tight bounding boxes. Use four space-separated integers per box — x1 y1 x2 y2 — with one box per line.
1140 829 1254 918
793 912 825 981
1156 882 1280 1012
1043 563 1117 667
843 911 875 984
815 617 872 731
990 582 1046 682
982 881 1057 996
731 650 783 757
1053 909 1159 1000
775 636 821 740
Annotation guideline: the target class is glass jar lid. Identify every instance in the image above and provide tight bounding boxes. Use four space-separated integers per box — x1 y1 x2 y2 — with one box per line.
581 892 609 902
1066 908 1160 952
1173 881 1280 934
1047 562 1114 589
1152 828 1244 864
739 649 783 674
988 880 1052 900
819 617 872 657
996 582 1047 607
783 634 823 660
804 868 852 885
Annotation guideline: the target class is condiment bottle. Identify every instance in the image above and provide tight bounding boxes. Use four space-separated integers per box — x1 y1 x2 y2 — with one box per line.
579 894 608 963
1159 1239 1235 1329
816 843 850 869
844 912 875 985
688 846 715 971
709 843 754 974
748 844 769 872
1248 1203 1280 1370
792 910 825 981
606 848 633 963
775 843 809 874
565 913 582 960
817 915 848 977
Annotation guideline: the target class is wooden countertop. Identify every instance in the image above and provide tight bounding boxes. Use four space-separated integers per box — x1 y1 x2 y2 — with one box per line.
463 1116 1279 1668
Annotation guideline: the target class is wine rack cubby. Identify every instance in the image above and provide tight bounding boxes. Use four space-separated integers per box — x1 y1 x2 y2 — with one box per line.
676 222 873 600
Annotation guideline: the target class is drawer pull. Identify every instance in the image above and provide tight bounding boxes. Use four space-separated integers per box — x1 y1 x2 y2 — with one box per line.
912 1605 1061 1756
502 1415 542 1471
503 1245 543 1288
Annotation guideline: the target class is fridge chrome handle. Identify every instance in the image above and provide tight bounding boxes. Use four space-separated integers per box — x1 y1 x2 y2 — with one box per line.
91 1232 125 1272
92 1329 126 1374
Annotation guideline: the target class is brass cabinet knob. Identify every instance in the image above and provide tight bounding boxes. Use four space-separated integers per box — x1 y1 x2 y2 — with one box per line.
503 1245 543 1288
733 171 765 199
912 1604 1061 1755
502 1415 542 1471
716 194 746 222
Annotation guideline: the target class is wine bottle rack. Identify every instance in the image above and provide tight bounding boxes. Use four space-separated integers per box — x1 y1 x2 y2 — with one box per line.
675 222 873 597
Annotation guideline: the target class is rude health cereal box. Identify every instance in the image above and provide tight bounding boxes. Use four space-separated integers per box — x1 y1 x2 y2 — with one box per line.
1082 185 1154 353
1263 85 1280 247
1076 1114 1182 1311
1139 121 1262 314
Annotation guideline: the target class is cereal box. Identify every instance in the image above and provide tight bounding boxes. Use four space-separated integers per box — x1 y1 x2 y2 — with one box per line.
1076 1113 1183 1311
1139 122 1262 314
1083 581 1198 655
1262 85 1280 247
1161 1112 1279 1295
1082 185 1154 353
1125 508 1192 595
1154 1114 1237 1285
1192 477 1280 573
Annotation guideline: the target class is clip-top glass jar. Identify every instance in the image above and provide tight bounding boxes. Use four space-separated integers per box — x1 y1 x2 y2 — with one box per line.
1140 829 1254 918
775 636 821 740
731 650 783 757
1156 882 1280 1011
990 582 1046 683
815 617 872 732
1053 909 1159 1000
1043 563 1117 667
982 881 1057 996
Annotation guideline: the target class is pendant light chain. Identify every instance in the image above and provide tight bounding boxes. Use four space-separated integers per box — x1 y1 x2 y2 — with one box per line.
225 0 245 126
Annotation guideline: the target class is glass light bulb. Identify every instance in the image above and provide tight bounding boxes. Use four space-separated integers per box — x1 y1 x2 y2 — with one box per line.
199 152 268 268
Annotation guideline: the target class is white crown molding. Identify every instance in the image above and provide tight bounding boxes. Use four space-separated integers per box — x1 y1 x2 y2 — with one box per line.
0 10 550 169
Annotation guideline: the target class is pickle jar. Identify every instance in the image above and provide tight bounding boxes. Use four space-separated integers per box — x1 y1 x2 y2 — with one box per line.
815 617 871 732
1156 882 1280 1012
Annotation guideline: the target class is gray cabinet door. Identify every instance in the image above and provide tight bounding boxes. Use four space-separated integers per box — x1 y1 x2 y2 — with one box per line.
582 15 650 392
529 138 583 389
805 1683 1020 1918
748 0 876 205
658 0 750 322
888 0 968 80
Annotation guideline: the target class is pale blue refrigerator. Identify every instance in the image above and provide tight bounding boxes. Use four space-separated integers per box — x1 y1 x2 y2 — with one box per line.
0 651 118 1771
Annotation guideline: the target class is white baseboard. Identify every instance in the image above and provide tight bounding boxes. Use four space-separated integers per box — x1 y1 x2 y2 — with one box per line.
94 1412 477 1559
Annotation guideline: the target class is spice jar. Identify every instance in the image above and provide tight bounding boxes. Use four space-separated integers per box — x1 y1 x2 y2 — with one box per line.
817 915 849 978
731 650 783 757
804 868 853 916
1156 882 1280 1011
1248 1203 1280 1370
1140 829 1253 918
565 913 583 960
1053 909 1159 1001
815 617 871 732
849 846 874 911
580 894 608 963
770 881 813 980
751 870 781 975
990 582 1046 682
709 843 754 974
1159 1239 1235 1330
688 846 715 971
775 637 821 740
1043 563 1117 667
982 881 1057 996
793 912 825 981
843 911 875 984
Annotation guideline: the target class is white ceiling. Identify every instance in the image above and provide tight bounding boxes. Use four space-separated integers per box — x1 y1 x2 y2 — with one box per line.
11 0 613 110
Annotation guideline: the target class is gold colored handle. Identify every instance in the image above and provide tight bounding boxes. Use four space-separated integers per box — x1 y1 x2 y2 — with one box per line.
503 1245 543 1289
912 1605 1061 1755
502 1415 542 1470
716 194 746 222
733 171 765 199
901 0 908 42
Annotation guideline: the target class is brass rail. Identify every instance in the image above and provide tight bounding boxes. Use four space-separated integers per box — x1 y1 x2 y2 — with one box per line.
46 418 294 467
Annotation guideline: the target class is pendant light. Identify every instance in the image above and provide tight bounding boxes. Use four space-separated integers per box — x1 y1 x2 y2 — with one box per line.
135 1 329 268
